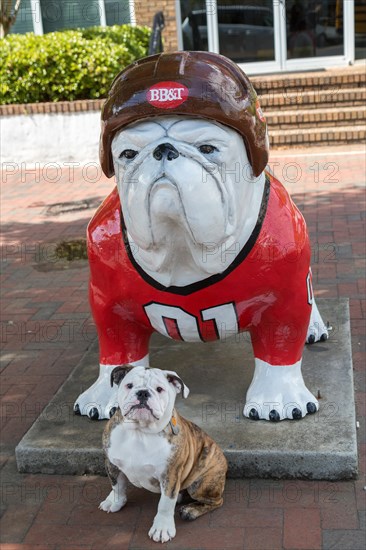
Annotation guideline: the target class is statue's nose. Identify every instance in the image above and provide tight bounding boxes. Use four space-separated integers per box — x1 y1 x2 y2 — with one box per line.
153 142 179 161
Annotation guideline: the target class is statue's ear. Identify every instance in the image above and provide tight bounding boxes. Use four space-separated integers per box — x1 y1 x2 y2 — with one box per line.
110 365 134 387
164 371 190 399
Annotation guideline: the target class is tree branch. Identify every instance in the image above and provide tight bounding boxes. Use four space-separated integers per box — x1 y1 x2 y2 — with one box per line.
13 0 22 17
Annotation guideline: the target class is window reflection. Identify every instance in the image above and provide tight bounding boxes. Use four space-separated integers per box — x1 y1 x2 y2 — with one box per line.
180 1 364 63
181 0 209 51
287 0 344 59
181 1 275 63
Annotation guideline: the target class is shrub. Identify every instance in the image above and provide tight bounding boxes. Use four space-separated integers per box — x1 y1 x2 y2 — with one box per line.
0 25 150 104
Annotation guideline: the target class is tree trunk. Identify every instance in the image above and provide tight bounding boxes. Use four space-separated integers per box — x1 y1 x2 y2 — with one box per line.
0 0 22 38
1 17 12 38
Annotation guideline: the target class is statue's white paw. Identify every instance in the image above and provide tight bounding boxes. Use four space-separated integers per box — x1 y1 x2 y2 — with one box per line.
244 359 318 421
148 515 176 543
306 299 330 344
74 364 119 420
99 495 127 513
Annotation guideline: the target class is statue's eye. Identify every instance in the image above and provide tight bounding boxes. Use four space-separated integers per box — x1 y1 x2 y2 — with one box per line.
198 144 217 154
126 383 133 389
120 149 138 160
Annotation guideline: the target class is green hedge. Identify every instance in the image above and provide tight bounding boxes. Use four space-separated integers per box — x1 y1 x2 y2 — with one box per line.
0 25 150 104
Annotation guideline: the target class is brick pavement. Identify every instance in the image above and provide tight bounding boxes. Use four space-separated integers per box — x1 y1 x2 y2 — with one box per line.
0 144 365 549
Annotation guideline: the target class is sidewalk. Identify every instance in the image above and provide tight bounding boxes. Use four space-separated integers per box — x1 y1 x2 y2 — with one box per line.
1 145 365 549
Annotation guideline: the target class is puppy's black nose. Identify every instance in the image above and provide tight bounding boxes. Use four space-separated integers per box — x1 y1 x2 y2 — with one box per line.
153 143 179 161
136 389 151 402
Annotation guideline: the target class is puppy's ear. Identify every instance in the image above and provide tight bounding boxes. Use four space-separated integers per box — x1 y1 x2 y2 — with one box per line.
165 371 190 399
110 365 134 387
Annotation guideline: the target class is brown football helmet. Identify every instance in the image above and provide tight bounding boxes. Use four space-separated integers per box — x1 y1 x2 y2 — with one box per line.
100 51 268 178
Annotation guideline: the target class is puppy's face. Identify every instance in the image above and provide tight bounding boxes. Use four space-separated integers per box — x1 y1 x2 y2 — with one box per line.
111 117 253 253
112 366 189 428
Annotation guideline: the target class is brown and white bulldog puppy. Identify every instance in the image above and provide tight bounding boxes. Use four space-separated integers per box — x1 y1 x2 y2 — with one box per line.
100 365 227 544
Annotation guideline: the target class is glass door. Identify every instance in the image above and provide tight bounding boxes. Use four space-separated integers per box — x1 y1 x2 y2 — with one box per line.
283 0 352 71
177 1 356 74
178 0 284 73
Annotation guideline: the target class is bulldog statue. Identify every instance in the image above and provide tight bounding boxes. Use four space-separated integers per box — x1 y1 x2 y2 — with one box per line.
74 51 328 422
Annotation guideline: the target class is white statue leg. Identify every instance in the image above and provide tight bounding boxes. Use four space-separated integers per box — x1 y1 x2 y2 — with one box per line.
306 298 329 344
74 355 150 420
244 358 319 421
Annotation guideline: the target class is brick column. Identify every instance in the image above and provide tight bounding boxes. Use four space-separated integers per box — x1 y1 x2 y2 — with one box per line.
133 0 179 52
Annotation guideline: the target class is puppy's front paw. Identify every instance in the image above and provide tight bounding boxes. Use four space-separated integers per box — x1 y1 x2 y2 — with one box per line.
148 515 176 543
99 495 127 513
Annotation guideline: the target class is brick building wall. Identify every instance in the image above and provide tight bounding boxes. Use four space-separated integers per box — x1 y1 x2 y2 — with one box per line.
134 0 179 52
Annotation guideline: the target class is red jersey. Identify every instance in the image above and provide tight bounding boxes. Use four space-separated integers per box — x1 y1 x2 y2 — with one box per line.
88 173 312 367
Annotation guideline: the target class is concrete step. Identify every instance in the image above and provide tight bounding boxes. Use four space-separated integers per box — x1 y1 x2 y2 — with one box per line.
252 65 366 94
266 105 366 129
15 299 358 480
270 124 365 148
259 87 366 110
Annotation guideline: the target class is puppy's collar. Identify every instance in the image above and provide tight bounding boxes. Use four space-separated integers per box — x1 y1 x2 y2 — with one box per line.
168 413 179 436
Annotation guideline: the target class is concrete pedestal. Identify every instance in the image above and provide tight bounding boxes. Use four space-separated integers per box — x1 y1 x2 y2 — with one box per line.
16 299 358 479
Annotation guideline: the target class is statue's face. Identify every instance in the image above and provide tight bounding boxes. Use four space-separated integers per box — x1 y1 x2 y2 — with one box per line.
112 117 256 255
